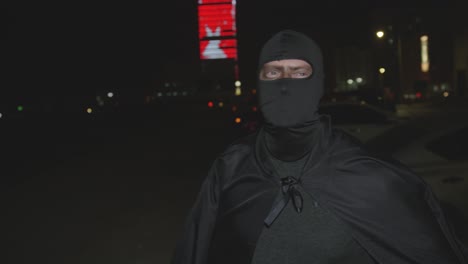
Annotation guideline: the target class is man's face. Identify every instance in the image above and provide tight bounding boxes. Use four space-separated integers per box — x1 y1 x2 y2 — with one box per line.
259 59 313 81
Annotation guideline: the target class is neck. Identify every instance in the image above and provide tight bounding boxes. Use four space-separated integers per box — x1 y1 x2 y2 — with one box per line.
264 119 321 162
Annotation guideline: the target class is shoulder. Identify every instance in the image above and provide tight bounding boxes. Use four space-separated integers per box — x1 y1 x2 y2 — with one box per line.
221 133 256 157
209 132 258 180
327 128 427 191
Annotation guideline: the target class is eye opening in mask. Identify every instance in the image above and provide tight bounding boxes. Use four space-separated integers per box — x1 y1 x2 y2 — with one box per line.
259 58 315 81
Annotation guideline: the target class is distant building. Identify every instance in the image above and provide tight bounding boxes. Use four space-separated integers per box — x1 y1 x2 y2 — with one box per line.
453 20 468 98
370 8 461 102
197 0 240 93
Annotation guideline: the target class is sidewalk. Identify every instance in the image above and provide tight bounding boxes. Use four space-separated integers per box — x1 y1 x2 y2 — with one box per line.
395 96 468 119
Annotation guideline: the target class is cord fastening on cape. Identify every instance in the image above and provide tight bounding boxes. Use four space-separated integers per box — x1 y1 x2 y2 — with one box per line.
264 176 304 227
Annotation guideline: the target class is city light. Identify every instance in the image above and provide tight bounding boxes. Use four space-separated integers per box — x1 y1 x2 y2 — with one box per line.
86 108 93 114
107 92 114 98
252 106 257 112
347 79 354 85
443 92 449 97
17 105 24 112
198 0 238 60
420 35 430 73
208 101 214 108
235 87 242 96
235 117 242 124
0 113 2 119
376 30 385 38
356 77 363 83
96 96 104 106
157 92 163 97
252 89 257 95
218 102 224 108
379 68 386 74
235 80 241 87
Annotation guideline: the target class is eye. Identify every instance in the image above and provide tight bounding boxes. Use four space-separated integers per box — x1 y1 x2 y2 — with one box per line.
292 72 309 78
265 70 280 78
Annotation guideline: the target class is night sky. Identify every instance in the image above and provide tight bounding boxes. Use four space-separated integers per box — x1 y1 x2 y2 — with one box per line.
5 1 461 105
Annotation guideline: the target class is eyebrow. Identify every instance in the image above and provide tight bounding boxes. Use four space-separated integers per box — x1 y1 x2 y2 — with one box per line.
289 66 311 71
263 66 282 70
263 65 311 70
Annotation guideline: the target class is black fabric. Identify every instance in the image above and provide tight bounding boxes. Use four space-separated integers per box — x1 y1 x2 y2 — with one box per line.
252 189 376 264
171 116 468 264
263 152 308 227
263 120 321 162
258 30 325 161
252 154 376 264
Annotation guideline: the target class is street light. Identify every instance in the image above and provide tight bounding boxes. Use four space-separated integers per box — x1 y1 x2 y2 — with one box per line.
379 67 386 74
376 30 385 38
235 80 242 96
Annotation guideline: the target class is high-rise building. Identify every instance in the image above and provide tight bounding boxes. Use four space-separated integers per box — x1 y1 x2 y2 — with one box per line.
198 0 240 93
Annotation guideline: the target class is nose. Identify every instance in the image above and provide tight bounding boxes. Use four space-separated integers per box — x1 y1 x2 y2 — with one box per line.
283 71 292 79
280 85 289 95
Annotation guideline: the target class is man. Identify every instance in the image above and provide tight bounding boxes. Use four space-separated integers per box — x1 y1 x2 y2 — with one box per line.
171 30 467 264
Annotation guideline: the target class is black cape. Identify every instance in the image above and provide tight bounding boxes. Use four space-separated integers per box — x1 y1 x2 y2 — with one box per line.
171 116 468 264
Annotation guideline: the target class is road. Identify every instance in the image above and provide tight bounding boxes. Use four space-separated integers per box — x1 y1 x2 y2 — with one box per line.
4 99 468 263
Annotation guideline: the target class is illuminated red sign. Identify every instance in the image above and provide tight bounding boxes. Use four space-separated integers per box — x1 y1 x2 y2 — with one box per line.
198 0 238 60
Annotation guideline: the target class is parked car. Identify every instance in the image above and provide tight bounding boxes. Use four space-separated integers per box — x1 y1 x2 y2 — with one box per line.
392 122 468 179
318 102 403 143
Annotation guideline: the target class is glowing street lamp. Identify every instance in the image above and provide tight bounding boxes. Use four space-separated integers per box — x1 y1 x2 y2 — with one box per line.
379 67 386 74
234 80 242 96
376 30 385 38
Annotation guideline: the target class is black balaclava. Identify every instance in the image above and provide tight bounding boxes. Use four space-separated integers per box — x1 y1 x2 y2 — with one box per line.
258 30 325 162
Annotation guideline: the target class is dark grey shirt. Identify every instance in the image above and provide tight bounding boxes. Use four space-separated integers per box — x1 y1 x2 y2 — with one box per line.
251 154 376 264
